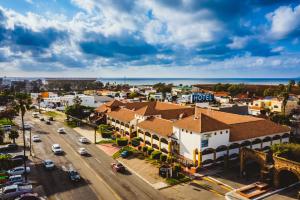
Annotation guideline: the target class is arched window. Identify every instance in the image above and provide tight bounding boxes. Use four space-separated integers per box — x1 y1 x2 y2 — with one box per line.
145 132 151 137
145 140 151 145
125 131 130 135
152 144 159 149
202 148 214 155
272 135 281 140
241 140 251 147
202 159 214 165
216 145 227 152
282 133 290 138
160 138 168 144
152 135 159 140
161 148 168 154
252 138 262 145
229 143 240 149
263 137 271 142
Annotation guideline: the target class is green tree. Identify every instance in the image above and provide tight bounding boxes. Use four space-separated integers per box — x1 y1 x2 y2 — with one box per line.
263 88 273 97
13 93 32 181
73 96 82 108
128 92 139 99
9 130 19 144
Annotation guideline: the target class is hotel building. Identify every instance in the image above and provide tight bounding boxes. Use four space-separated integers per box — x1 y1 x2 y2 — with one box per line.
95 100 291 167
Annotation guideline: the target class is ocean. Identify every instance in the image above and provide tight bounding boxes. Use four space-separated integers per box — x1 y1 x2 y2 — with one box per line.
98 78 300 86
3 77 300 86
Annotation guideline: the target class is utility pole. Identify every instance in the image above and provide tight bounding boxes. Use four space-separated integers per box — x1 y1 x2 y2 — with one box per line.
29 128 32 156
94 126 97 144
21 114 27 182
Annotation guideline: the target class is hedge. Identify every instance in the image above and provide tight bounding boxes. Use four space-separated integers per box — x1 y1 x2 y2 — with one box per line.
151 150 161 160
116 137 128 146
147 147 154 156
131 137 141 147
101 131 112 138
160 154 167 162
142 146 148 152
0 154 22 170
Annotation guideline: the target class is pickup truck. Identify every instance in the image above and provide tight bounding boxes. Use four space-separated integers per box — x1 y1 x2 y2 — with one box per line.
0 184 32 200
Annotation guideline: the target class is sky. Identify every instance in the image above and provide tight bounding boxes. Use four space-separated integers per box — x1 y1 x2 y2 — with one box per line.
0 0 300 78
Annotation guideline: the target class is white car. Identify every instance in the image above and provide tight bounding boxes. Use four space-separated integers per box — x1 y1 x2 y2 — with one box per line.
7 175 24 185
23 123 31 130
43 159 55 170
57 128 65 134
32 135 41 142
78 137 89 143
52 144 63 154
7 166 30 176
78 148 88 156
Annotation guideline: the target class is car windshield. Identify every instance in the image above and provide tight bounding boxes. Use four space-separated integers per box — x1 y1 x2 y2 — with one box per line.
54 146 60 149
45 161 53 165
70 171 78 176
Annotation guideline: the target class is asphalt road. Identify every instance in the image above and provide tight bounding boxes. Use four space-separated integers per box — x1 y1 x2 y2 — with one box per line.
16 112 168 200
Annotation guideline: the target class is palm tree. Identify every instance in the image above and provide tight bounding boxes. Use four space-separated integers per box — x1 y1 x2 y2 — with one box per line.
13 93 32 182
9 130 19 144
37 95 42 114
0 129 4 144
280 91 289 116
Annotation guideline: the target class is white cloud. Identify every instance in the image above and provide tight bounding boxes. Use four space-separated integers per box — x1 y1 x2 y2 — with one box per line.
227 36 250 49
267 4 300 39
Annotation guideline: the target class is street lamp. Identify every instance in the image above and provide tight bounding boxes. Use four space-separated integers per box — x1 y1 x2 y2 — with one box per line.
94 126 97 144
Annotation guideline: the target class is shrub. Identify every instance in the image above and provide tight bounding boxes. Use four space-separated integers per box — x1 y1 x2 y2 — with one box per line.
101 131 112 138
116 137 128 146
174 164 181 172
147 147 154 156
142 146 148 152
151 150 161 160
167 156 173 163
131 137 141 147
160 154 167 162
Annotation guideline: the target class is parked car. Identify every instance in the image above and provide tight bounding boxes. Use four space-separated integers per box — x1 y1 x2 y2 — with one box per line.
16 193 40 200
51 144 63 155
7 175 24 185
78 148 88 156
57 128 65 134
7 167 30 176
0 125 12 132
43 160 55 170
45 120 51 125
67 170 81 182
11 155 28 161
111 162 125 173
32 113 39 118
48 117 54 121
78 137 89 144
39 117 44 122
0 184 32 200
120 151 129 158
6 144 18 151
32 135 41 142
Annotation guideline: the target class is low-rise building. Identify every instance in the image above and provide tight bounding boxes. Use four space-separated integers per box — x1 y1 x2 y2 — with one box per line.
96 100 291 168
249 97 299 116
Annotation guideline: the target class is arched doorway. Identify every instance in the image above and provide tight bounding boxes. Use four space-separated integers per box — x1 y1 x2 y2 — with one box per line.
277 170 299 187
244 159 262 179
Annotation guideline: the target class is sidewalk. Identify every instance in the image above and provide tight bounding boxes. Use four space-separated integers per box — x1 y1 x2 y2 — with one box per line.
73 126 101 143
117 157 169 190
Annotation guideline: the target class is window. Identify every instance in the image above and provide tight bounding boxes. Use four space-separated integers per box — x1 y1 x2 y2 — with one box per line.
190 132 192 134
274 105 278 108
220 131 222 134
201 138 209 148
214 132 217 135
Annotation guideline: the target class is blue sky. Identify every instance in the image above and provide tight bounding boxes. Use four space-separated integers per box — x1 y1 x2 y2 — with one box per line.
0 0 300 78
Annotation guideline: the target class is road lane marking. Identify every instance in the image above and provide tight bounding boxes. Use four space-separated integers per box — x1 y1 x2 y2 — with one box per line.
95 158 102 164
59 135 122 200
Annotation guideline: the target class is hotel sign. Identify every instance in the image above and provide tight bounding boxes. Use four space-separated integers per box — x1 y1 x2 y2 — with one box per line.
191 93 214 103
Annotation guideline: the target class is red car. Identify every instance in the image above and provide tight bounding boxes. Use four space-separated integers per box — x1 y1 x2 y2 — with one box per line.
111 163 125 173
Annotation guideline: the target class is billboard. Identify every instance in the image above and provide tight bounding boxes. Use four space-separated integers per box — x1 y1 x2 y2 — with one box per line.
191 93 214 103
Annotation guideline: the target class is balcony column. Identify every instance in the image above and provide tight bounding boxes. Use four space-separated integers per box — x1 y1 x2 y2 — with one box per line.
193 149 196 166
159 138 161 150
150 134 153 147
143 131 146 144
198 149 202 168
168 141 172 157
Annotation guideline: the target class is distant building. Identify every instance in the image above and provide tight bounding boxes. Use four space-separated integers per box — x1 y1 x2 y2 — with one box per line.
249 97 299 116
45 78 97 91
149 92 172 101
207 103 249 115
